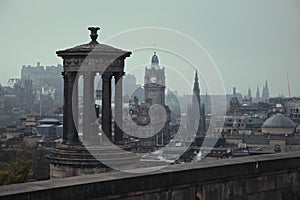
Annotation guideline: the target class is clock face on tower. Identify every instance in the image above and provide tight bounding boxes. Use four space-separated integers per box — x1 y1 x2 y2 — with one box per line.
150 76 157 83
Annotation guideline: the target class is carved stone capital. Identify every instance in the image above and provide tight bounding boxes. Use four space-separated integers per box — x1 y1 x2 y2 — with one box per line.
102 72 112 81
114 72 125 81
62 71 77 82
83 71 95 79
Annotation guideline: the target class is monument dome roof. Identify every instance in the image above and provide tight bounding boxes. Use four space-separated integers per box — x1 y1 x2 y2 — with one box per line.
262 113 296 129
56 27 131 57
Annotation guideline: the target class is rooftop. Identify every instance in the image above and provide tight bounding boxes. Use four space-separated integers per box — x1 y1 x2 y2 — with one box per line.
39 118 60 123
56 27 131 57
262 113 296 129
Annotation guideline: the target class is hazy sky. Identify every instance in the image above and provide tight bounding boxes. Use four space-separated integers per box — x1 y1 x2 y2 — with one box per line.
0 0 299 96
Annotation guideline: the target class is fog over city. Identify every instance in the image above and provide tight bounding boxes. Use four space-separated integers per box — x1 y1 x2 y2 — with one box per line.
1 0 300 96
2 2 300 199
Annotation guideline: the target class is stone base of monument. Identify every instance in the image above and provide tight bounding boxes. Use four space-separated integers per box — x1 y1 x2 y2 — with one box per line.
47 143 138 178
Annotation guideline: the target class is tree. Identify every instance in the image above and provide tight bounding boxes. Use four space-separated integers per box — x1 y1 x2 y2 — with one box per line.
0 158 32 185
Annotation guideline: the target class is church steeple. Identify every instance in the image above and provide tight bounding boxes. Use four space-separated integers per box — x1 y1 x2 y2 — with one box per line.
248 86 252 99
262 80 269 101
256 85 260 99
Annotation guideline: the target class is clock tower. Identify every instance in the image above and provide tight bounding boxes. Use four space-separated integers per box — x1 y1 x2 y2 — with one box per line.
144 52 166 105
128 52 171 151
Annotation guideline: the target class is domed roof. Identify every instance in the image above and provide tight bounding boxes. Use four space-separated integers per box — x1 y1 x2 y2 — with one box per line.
151 52 159 64
150 52 160 69
56 27 131 57
262 113 296 129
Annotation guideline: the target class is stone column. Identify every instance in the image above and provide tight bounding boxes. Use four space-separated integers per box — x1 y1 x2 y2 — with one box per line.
114 72 124 144
72 75 79 134
62 71 80 145
102 72 112 141
83 72 98 143
89 73 99 142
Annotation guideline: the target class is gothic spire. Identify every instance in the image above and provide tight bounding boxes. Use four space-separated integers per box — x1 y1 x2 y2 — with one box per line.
192 70 201 116
256 85 260 99
265 80 269 97
248 86 252 99
262 80 269 100
193 70 200 95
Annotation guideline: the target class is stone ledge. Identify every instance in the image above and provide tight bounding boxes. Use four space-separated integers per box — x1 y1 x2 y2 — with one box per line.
1 152 300 200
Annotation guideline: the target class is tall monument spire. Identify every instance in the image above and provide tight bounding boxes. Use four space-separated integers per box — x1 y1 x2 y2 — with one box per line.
193 70 200 97
192 70 201 136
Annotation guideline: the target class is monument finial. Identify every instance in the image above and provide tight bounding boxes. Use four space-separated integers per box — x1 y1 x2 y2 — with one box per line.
88 27 100 42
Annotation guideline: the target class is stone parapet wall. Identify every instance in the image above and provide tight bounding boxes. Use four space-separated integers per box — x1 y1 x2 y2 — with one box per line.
262 127 295 134
1 152 300 200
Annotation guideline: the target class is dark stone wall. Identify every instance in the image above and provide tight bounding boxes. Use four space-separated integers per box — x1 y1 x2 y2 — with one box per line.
1 152 300 200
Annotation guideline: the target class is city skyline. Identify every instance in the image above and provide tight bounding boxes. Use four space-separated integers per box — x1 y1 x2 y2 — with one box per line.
0 0 300 96
1 15 300 198
1 59 283 98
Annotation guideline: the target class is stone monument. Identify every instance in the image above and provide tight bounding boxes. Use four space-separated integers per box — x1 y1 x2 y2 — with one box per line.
47 27 135 178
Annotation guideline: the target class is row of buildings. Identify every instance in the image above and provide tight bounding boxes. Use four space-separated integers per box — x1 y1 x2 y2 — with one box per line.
1 52 300 162
0 116 62 148
0 63 63 127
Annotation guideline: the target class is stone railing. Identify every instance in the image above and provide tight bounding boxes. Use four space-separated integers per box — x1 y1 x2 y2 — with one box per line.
1 152 300 200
